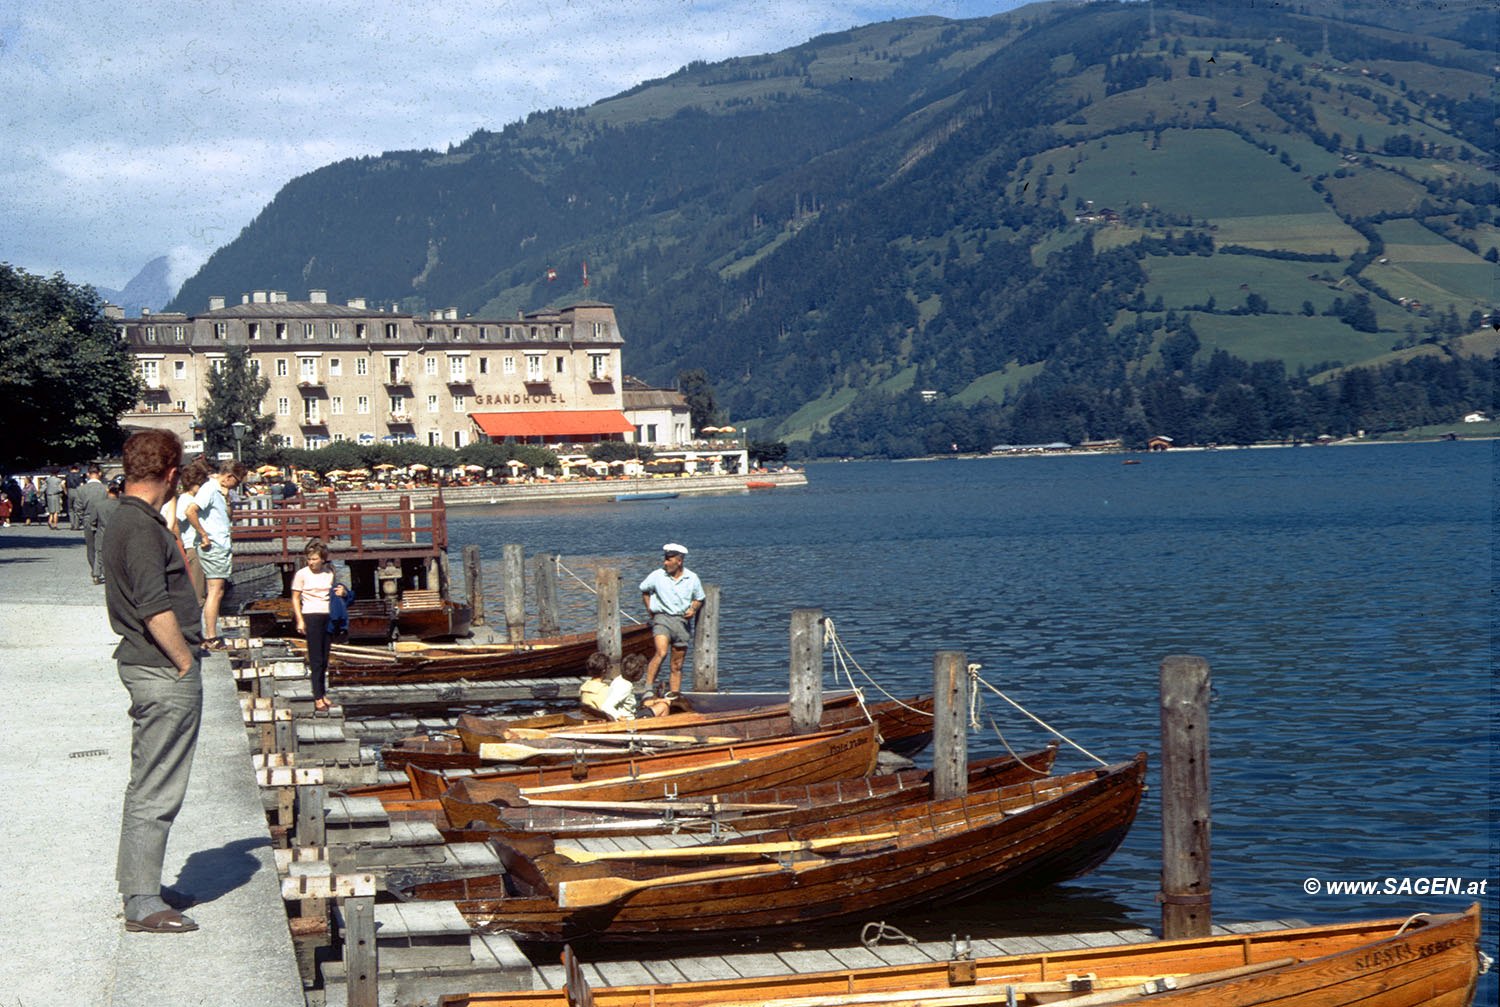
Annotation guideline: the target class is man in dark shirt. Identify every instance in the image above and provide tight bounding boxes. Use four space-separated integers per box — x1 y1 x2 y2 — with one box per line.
65 462 84 529
100 429 204 934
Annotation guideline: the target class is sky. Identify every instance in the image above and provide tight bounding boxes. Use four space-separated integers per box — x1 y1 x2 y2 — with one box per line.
2 0 1030 296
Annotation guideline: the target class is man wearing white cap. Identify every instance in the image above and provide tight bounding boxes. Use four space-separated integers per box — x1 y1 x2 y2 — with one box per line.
639 542 705 695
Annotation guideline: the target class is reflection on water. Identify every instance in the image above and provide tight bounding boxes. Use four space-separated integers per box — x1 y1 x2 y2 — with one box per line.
447 442 1494 985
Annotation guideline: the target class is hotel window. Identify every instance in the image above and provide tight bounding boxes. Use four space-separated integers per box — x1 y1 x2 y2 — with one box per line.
249 359 261 377
589 354 608 379
277 397 290 416
355 323 367 340
137 360 160 386
502 355 515 375
453 430 467 448
425 356 438 376
276 358 288 377
592 321 603 338
525 354 544 381
331 396 344 415
174 325 185 342
248 323 261 340
427 395 439 413
453 394 466 412
303 323 315 339
354 357 368 376
214 322 227 339
330 322 341 339
554 355 565 375
303 399 319 423
356 395 370 414
275 323 288 340
145 326 156 342
385 323 399 339
425 327 436 341
529 326 539 340
329 357 341 376
333 433 345 442
478 327 489 341
450 356 467 381
478 357 490 375
390 395 406 416
453 327 464 342
428 431 442 447
175 400 186 412
299 358 317 382
173 360 187 379
210 358 226 374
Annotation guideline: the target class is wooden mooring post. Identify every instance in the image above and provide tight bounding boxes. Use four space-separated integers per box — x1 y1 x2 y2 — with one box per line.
1159 654 1212 939
691 584 720 692
462 545 485 627
789 608 823 734
502 543 526 642
932 651 969 800
534 552 561 637
343 893 378 1007
595 567 622 675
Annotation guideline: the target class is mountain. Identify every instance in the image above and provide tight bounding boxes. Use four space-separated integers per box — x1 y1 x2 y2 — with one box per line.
96 255 177 314
168 0 1497 448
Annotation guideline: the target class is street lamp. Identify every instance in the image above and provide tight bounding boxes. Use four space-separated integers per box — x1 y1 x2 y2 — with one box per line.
231 421 247 462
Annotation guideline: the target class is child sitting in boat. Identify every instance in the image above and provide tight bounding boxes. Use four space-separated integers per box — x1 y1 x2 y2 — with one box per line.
578 651 669 720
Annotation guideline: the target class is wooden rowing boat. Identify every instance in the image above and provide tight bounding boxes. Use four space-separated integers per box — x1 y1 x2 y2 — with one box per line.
383 694 936 770
340 725 882 818
437 744 1060 838
324 623 657 684
437 903 1484 1006
392 755 1146 943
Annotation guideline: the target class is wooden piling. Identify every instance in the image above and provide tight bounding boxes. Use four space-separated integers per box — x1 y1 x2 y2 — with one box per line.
1159 654 1212 939
932 651 969 801
462 545 485 627
788 608 823 734
595 567 622 675
296 784 327 848
502 543 525 643
691 584 720 692
343 894 378 1007
533 552 560 637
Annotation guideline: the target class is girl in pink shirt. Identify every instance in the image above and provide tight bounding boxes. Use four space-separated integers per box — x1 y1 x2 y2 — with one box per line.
291 540 347 711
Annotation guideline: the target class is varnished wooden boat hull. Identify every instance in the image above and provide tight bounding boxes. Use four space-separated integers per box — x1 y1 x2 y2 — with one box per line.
398 755 1147 943
385 695 936 770
438 903 1483 1006
328 623 656 684
438 743 1060 837
342 726 882 811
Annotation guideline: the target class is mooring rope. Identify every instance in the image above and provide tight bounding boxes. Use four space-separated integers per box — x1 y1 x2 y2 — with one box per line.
553 557 644 624
823 618 930 718
861 920 918 947
968 663 1108 766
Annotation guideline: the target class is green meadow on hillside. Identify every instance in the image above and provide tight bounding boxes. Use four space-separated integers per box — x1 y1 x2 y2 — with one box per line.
1186 313 1394 371
1142 254 1345 315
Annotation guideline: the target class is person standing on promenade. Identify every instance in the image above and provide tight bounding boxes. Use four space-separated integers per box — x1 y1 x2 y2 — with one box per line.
187 460 245 649
639 542 704 696
291 540 349 712
65 462 84 529
44 468 64 529
73 463 109 583
100 429 203 934
174 458 213 605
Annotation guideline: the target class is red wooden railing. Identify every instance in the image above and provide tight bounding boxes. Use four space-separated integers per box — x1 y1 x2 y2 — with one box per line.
230 494 447 562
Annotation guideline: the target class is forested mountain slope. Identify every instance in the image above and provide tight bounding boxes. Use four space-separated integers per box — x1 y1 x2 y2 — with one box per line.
169 0 1497 449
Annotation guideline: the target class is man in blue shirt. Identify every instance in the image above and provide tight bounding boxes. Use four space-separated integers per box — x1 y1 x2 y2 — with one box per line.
639 543 705 695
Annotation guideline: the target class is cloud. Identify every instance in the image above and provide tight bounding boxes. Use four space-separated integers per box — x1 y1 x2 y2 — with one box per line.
3 0 1014 287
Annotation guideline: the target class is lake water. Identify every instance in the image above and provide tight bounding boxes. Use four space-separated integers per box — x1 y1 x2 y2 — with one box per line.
447 441 1495 985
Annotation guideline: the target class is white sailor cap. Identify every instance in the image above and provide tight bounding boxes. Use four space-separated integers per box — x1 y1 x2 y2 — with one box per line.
662 542 688 556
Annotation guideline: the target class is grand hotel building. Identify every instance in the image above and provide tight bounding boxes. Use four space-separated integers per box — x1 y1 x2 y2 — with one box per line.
111 290 690 451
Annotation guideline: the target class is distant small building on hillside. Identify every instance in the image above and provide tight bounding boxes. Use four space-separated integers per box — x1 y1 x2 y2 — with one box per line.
1147 435 1174 451
1462 411 1489 423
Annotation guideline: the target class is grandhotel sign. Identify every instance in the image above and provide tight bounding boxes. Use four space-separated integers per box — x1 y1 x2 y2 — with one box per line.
474 392 569 407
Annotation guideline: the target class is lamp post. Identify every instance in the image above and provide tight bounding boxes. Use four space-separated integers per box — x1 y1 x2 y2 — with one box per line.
231 421 247 462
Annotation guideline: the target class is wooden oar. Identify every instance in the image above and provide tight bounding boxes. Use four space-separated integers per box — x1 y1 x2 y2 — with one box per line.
523 797 799 813
478 742 668 762
506 729 740 745
554 831 898 863
556 861 791 908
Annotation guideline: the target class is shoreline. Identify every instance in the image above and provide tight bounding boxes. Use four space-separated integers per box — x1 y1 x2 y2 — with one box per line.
880 434 1498 465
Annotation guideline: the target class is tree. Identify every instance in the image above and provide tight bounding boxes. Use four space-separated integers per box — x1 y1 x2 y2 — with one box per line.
675 368 720 433
199 346 274 462
0 263 141 468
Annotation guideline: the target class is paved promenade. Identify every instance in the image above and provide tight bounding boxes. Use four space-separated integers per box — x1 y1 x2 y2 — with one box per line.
0 524 303 1007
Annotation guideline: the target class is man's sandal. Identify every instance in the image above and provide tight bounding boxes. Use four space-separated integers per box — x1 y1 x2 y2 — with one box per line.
125 909 199 933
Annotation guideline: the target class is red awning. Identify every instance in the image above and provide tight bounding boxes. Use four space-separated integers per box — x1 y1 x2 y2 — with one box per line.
471 410 634 438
